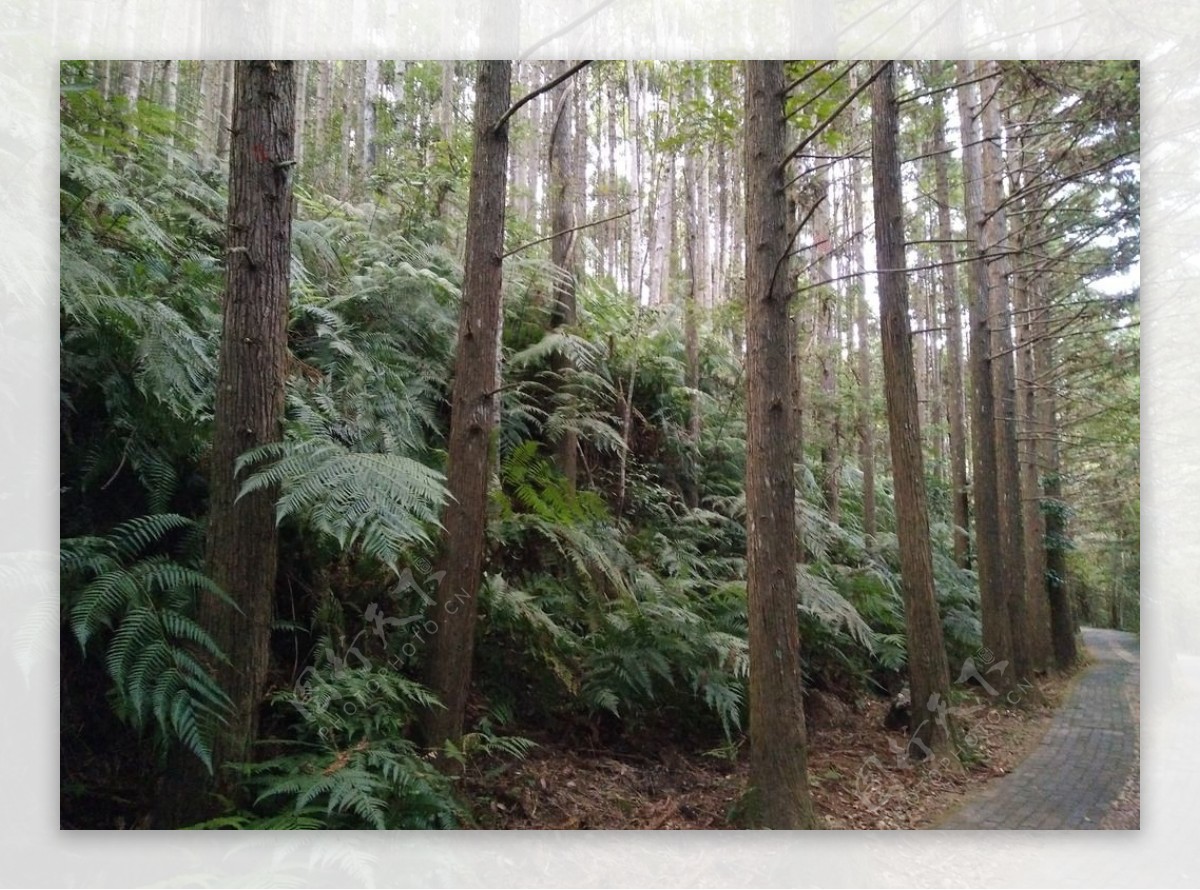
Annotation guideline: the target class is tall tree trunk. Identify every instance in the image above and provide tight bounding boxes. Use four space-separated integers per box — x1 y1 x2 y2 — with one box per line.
683 78 704 508
851 147 876 540
421 60 511 749
871 61 958 759
441 60 456 144
930 75 971 569
162 60 179 164
813 160 840 524
605 69 620 281
161 60 296 826
99 59 112 100
314 61 332 186
627 62 645 301
549 60 579 490
1008 133 1054 671
527 62 544 230
363 58 380 171
118 60 142 142
215 60 235 163
742 59 818 830
1035 286 1078 668
294 60 308 171
646 155 675 307
957 62 1015 693
978 60 1034 686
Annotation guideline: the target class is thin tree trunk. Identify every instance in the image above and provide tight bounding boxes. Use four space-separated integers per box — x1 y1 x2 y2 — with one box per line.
683 75 704 508
742 59 818 830
314 61 332 186
421 60 511 749
813 160 840 524
294 60 308 171
527 62 544 230
99 59 112 100
441 60 455 144
872 61 958 760
646 154 675 307
162 60 179 163
118 60 142 142
549 60 579 490
363 58 380 171
930 74 971 569
851 147 876 540
215 60 234 163
1035 286 1078 668
626 61 644 302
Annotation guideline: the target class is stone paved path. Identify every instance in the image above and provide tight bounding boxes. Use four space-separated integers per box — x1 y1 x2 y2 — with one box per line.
936 627 1139 829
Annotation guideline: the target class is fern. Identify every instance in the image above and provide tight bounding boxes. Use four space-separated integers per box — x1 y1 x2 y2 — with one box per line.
237 437 447 568
61 515 231 770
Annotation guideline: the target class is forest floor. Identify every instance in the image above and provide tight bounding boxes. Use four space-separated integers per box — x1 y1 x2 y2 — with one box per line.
462 671 1077 830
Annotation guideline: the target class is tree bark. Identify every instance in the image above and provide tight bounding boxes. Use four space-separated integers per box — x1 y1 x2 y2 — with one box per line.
363 58 380 171
930 74 971 569
215 60 234 163
548 60 579 490
421 60 512 749
817 181 841 525
162 60 296 826
851 155 876 540
294 60 308 171
871 61 958 760
742 60 818 830
1008 126 1054 671
1035 286 1078 668
978 60 1034 686
957 62 1015 692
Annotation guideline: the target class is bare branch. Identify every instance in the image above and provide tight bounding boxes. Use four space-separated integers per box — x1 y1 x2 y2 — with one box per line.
493 60 593 134
501 206 637 260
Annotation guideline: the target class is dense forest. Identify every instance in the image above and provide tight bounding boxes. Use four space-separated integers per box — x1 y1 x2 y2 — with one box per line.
59 59 1139 830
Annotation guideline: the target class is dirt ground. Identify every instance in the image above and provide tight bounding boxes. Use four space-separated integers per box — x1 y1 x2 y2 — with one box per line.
461 672 1075 830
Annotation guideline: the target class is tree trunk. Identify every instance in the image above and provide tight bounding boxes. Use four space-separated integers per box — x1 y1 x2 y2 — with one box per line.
314 61 332 185
363 58 380 171
957 62 1015 693
161 60 296 826
742 60 818 830
1008 134 1054 671
294 61 308 171
978 60 1034 687
627 62 644 301
647 154 675 307
683 84 704 508
930 74 971 569
845 75 876 540
871 61 958 760
807 158 840 524
162 60 179 163
215 60 234 163
548 60 579 490
1036 289 1078 668
441 60 456 144
421 60 511 749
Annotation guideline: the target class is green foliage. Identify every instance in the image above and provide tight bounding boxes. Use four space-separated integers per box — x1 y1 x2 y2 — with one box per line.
204 660 532 830
238 437 448 568
61 514 231 770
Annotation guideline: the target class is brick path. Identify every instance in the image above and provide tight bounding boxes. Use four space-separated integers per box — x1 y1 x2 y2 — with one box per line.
935 627 1139 830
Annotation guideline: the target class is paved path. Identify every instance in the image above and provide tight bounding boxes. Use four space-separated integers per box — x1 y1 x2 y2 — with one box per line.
936 627 1139 830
